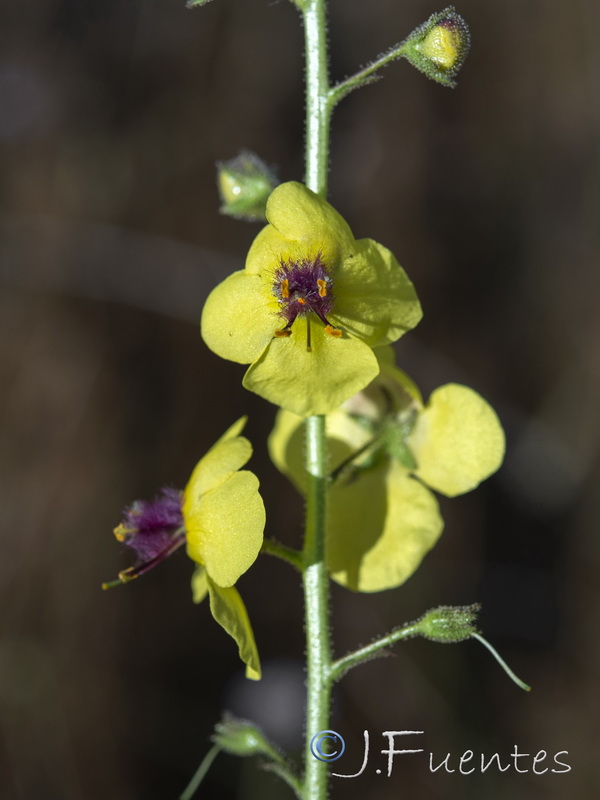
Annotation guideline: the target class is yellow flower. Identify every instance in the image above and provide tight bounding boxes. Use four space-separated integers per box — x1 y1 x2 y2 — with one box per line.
269 350 505 592
183 417 265 679
201 182 422 416
104 418 265 679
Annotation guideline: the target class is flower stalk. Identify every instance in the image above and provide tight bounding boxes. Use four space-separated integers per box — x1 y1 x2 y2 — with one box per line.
260 538 303 571
107 0 526 795
303 0 331 196
302 414 332 799
330 622 420 683
300 0 336 795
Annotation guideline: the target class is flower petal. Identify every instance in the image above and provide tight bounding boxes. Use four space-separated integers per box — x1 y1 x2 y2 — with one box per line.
185 470 265 586
183 418 252 501
243 319 379 416
408 384 505 497
244 224 306 277
334 239 422 347
201 270 275 364
206 577 261 680
265 182 354 252
377 349 423 406
327 462 443 592
269 406 375 491
191 565 209 604
268 409 306 493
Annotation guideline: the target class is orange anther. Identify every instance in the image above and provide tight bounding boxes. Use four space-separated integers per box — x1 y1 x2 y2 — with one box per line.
274 329 292 338
281 279 290 299
325 325 342 338
317 279 327 298
297 297 306 305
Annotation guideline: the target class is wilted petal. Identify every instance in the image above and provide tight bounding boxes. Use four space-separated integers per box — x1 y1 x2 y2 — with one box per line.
207 577 261 680
191 564 209 604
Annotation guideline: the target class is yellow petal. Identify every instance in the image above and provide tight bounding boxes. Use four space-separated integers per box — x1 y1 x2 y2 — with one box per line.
377 351 423 406
268 408 306 493
334 239 422 347
418 25 462 70
201 270 275 364
245 224 311 277
243 318 379 416
409 384 505 497
207 577 261 680
183 420 252 501
185 470 265 586
327 462 443 592
269 406 373 492
373 344 396 366
191 565 208 604
265 181 354 253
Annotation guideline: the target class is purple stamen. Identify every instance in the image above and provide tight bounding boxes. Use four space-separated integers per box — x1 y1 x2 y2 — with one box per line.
104 487 185 587
272 253 337 332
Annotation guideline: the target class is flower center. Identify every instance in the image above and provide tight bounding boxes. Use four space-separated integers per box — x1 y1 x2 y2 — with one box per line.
272 254 342 350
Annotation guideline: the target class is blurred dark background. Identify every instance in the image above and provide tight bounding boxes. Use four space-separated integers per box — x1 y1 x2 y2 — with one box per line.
1 0 599 798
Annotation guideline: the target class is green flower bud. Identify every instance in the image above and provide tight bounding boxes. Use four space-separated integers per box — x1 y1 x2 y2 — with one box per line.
417 604 480 643
212 714 280 759
217 151 278 221
403 7 471 87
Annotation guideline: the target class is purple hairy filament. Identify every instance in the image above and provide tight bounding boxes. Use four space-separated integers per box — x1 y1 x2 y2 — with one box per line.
102 487 186 588
272 254 342 350
115 531 186 583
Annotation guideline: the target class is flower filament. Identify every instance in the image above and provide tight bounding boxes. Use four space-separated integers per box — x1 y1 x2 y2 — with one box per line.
272 254 342 350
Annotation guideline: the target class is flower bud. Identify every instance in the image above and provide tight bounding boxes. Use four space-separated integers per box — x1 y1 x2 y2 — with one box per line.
417 604 480 643
217 150 278 221
212 714 280 759
403 7 471 87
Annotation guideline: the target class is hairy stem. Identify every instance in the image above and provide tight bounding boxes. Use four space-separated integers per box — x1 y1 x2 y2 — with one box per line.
329 42 410 107
300 2 334 797
302 415 332 799
330 622 420 682
261 538 303 571
303 0 331 195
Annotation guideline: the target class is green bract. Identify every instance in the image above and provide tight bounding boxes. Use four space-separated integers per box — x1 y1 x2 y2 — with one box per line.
269 352 505 592
201 182 422 416
184 417 265 679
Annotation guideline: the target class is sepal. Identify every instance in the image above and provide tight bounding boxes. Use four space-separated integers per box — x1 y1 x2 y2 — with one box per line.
403 7 471 87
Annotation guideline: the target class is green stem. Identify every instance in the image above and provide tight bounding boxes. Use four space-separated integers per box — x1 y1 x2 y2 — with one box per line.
261 538 303 571
328 434 381 485
263 761 304 800
303 0 331 195
330 622 420 682
302 415 332 800
329 42 410 107
300 3 334 798
471 633 532 692
179 744 221 800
